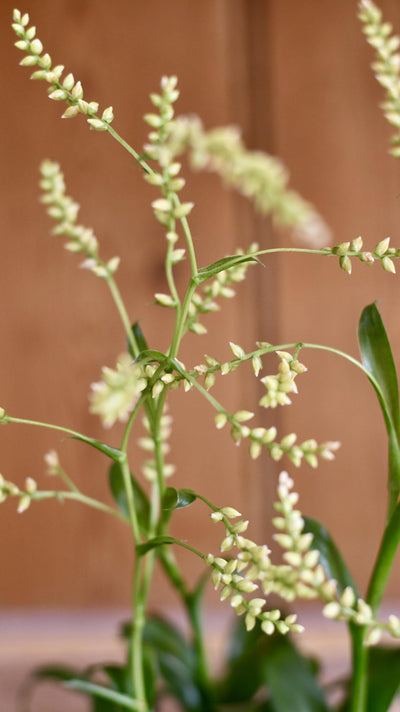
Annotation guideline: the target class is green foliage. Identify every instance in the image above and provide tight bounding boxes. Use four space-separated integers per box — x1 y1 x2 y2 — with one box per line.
358 303 400 515
303 517 358 597
109 462 150 532
7 4 400 712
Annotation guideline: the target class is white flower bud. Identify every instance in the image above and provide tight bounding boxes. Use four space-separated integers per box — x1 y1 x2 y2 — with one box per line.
210 511 223 522
25 477 37 494
252 354 262 376
382 255 396 273
234 410 254 422
340 586 356 609
173 202 194 219
261 620 275 635
17 495 31 513
365 627 382 646
375 236 390 256
29 38 43 55
62 73 75 91
220 506 241 518
351 236 363 252
323 602 341 619
154 293 175 307
62 106 79 119
102 106 114 123
229 342 245 359
87 118 108 131
339 255 352 274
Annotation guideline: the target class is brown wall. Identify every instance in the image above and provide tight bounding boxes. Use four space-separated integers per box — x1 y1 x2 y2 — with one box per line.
1 0 400 610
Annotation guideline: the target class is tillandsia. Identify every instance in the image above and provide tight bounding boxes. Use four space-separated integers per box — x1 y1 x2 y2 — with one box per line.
4 4 400 712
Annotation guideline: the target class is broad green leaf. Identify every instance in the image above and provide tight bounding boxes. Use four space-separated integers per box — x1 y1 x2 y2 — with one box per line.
218 618 268 701
358 303 400 512
109 463 150 533
136 535 177 556
196 254 259 283
70 435 123 462
65 680 140 710
260 634 330 712
143 615 196 668
142 616 205 711
218 620 328 711
303 517 358 596
367 645 400 712
163 487 197 511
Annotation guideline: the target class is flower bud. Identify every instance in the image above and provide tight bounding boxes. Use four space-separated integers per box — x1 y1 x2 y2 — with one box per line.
29 38 43 55
382 255 396 273
173 202 194 218
375 236 390 256
229 342 245 359
17 495 31 513
87 118 108 131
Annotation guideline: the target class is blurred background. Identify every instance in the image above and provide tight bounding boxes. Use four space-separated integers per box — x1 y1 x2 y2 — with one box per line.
1 0 400 706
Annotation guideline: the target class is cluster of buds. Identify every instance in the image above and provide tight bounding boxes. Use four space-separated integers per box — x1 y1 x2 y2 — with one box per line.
139 405 175 482
207 471 400 645
323 590 400 646
215 409 339 467
206 505 303 636
326 236 398 275
165 116 329 247
0 473 37 513
40 161 120 278
185 244 259 336
259 351 307 409
12 10 114 131
89 354 147 428
358 0 400 157
143 76 193 231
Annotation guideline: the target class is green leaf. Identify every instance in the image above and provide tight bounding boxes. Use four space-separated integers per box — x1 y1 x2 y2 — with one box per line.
358 303 400 512
303 517 358 596
196 254 259 284
70 434 123 462
34 665 82 682
129 321 148 358
163 487 197 510
259 633 330 712
359 303 400 433
109 462 150 533
136 535 177 556
367 645 400 712
218 620 328 711
65 680 141 710
142 616 203 711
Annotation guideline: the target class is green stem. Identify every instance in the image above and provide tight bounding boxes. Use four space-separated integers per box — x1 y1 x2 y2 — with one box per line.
349 469 400 712
131 560 147 706
349 625 368 712
30 489 126 521
105 273 139 357
106 125 153 175
5 415 94 440
168 277 197 357
367 500 400 614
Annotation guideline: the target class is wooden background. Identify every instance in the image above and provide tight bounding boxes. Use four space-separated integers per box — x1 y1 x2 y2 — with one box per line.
1 0 400 612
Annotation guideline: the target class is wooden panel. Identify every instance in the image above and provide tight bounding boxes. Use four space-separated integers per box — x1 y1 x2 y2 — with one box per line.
0 0 261 607
3 0 400 613
267 0 400 596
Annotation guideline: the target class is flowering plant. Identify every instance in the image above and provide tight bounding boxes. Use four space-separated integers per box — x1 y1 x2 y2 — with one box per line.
5 1 400 711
